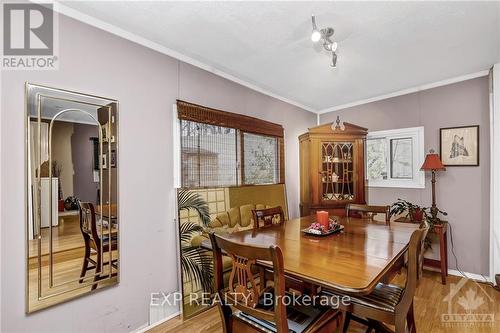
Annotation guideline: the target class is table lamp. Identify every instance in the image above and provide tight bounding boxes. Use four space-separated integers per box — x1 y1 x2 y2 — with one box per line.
420 149 446 221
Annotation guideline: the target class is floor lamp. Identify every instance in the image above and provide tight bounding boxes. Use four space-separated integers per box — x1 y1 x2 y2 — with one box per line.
420 149 446 221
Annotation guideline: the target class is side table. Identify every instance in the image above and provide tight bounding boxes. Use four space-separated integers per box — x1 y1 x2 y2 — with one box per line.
395 218 448 284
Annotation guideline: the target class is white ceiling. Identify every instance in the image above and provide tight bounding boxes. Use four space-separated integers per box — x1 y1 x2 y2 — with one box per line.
60 1 500 113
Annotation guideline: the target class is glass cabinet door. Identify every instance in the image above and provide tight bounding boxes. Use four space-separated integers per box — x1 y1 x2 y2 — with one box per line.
320 141 355 202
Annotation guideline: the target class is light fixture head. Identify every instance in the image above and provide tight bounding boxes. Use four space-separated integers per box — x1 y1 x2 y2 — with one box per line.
311 29 321 42
330 52 338 68
311 14 339 68
323 41 337 52
311 15 321 42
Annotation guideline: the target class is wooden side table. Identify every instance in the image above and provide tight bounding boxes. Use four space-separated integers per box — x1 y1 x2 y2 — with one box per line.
395 218 448 284
425 222 448 285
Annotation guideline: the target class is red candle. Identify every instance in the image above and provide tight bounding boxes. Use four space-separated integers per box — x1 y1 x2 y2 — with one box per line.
316 211 329 228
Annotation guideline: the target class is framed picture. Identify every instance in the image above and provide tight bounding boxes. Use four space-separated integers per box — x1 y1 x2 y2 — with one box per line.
110 149 117 168
102 123 111 142
440 125 479 166
102 153 108 169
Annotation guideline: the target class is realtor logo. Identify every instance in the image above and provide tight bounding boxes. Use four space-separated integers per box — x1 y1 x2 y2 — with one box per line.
2 2 58 69
441 277 494 328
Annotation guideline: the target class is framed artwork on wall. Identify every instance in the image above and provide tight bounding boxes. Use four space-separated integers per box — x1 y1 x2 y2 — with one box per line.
111 149 117 168
440 125 479 166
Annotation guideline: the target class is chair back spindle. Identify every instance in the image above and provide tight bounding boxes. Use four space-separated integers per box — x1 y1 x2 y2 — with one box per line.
78 201 101 248
345 203 391 225
396 225 429 315
209 232 288 333
252 206 286 229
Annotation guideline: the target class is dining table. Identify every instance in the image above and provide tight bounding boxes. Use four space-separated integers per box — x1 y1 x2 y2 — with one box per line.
214 215 419 296
95 203 118 220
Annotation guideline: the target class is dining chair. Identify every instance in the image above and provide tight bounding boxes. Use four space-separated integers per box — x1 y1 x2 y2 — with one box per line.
345 203 391 225
417 221 430 281
209 232 340 333
252 206 285 229
251 206 307 293
324 225 428 333
78 201 118 290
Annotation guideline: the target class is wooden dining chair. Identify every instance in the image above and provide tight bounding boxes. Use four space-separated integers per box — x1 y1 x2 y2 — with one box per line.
251 206 307 292
252 206 285 229
345 203 391 225
324 225 428 333
78 201 118 290
209 232 340 333
417 221 430 281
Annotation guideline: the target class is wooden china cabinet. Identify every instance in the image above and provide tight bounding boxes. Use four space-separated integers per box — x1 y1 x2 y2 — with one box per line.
299 119 368 217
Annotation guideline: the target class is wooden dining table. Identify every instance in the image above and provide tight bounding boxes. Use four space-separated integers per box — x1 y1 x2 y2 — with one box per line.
218 215 419 296
95 204 118 220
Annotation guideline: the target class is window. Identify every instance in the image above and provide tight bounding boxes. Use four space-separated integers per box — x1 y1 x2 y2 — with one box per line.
243 133 278 185
390 138 413 179
366 127 424 188
180 120 239 188
176 100 284 188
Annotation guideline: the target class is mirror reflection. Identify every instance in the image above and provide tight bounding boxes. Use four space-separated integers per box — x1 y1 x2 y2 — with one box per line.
26 83 119 313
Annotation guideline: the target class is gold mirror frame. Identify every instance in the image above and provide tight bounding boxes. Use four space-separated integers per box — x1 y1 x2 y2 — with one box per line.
25 83 119 313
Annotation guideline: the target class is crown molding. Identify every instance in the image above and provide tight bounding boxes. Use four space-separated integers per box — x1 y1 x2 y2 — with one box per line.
50 2 318 114
318 70 490 115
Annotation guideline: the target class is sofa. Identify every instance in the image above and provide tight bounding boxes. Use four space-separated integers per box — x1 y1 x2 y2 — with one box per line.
191 203 273 247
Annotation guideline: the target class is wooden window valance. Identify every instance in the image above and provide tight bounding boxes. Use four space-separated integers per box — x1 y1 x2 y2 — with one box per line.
177 100 284 138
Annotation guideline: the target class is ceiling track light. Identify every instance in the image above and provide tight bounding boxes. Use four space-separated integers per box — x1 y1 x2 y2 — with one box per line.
311 15 338 68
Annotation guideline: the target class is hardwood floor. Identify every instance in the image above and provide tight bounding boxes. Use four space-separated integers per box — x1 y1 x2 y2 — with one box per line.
147 271 500 333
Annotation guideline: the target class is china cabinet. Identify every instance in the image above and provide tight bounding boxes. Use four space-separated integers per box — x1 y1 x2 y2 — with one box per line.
299 119 368 216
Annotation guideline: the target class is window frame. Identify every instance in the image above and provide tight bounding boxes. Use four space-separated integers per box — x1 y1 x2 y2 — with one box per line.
366 126 425 189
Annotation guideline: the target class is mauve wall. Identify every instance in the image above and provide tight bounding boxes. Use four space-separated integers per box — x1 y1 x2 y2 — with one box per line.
320 76 490 276
72 123 99 204
0 14 315 333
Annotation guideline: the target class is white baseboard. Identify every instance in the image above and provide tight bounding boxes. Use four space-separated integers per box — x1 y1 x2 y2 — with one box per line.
425 266 492 283
447 269 492 283
133 311 181 333
131 322 150 333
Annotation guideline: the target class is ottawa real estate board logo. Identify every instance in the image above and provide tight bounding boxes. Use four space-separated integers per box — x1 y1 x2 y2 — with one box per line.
2 2 58 70
441 277 494 328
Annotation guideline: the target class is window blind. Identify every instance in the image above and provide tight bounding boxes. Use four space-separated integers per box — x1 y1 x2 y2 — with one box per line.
180 120 240 188
177 100 285 188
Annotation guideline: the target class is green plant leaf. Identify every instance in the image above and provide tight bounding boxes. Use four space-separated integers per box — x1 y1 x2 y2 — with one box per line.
177 189 213 293
181 246 213 292
179 221 204 243
178 190 211 226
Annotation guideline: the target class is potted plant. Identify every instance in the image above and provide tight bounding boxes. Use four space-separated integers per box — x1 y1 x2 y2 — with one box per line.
390 199 425 222
177 189 213 293
391 199 448 249
422 205 448 231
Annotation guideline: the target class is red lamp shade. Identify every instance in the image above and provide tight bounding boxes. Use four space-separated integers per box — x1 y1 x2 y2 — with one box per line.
421 152 446 171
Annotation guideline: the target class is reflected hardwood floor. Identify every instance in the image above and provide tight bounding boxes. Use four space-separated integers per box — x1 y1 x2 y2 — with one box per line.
28 247 118 312
28 212 84 258
147 271 500 333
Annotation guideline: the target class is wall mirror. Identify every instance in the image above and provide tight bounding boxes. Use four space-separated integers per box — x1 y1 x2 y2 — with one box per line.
177 184 288 319
25 83 119 313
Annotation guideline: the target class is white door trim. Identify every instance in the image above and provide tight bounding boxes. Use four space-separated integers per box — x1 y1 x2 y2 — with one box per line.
490 64 500 283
